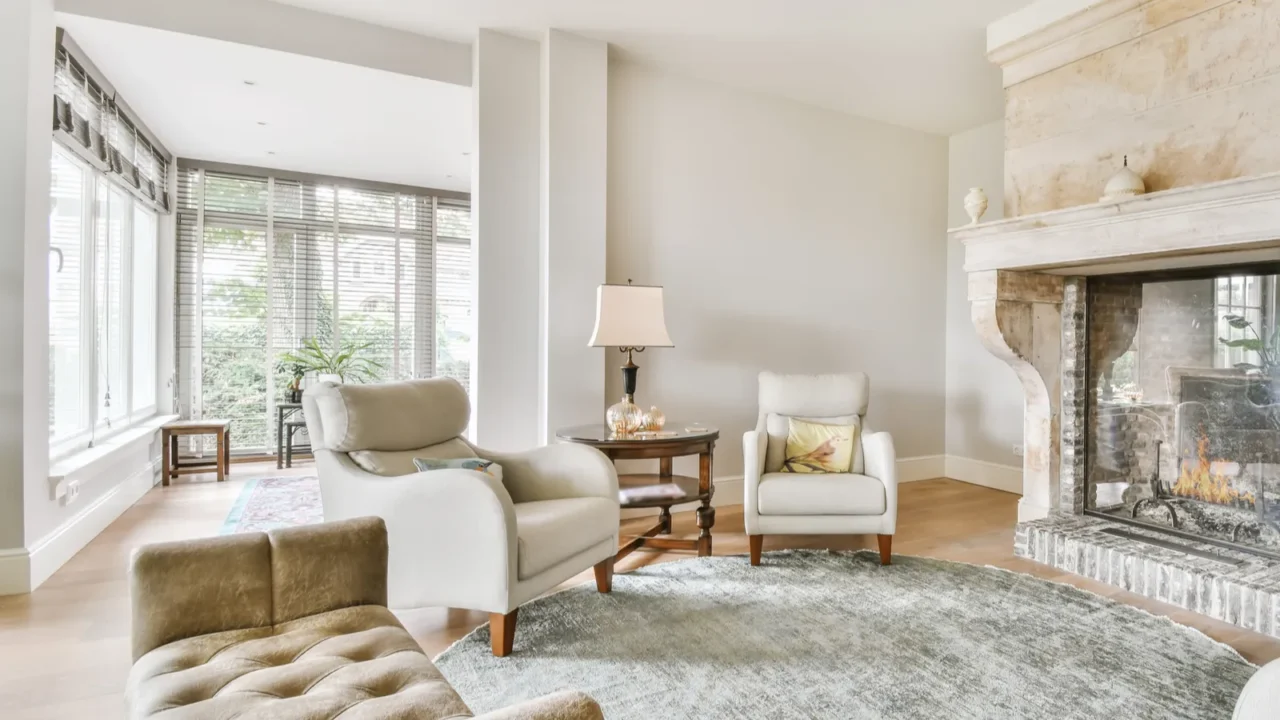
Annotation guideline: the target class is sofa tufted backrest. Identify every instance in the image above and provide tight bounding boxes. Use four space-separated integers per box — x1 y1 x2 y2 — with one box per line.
756 372 871 474
304 377 471 453
129 517 388 661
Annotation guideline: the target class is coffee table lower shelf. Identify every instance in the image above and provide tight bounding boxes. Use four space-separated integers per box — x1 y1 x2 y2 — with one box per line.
617 473 714 561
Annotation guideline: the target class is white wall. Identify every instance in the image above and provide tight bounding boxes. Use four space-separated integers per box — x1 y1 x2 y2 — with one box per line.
607 62 950 479
471 30 541 451
539 30 607 442
944 121 1024 478
0 0 54 592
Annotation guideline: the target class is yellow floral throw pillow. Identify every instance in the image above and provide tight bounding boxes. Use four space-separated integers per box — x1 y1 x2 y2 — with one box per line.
782 418 858 473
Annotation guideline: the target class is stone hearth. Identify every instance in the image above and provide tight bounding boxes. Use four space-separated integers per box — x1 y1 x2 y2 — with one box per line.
1016 516 1280 637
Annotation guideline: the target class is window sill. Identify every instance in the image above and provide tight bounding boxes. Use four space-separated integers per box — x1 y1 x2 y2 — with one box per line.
48 414 178 501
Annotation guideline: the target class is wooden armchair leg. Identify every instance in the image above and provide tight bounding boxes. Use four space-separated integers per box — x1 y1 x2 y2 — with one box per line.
877 534 892 566
593 557 614 593
490 609 518 657
749 535 763 566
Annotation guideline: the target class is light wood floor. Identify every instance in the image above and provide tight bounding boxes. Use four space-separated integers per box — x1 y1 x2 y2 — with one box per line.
2 464 1277 718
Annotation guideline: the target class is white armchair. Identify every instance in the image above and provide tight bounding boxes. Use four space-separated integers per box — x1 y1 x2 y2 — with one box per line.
743 372 898 565
303 378 620 656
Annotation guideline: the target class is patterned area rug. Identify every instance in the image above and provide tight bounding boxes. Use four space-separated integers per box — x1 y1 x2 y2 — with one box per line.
220 476 324 534
434 550 1256 720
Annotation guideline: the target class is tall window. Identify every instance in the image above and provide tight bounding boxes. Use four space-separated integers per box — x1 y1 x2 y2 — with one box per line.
48 31 169 458
176 167 472 453
49 145 160 454
1215 275 1277 369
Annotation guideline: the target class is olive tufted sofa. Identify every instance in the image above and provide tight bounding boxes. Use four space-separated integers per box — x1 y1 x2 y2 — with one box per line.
125 516 603 719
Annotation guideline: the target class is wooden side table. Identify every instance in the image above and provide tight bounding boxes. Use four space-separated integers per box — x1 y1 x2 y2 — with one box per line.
556 424 719 560
161 420 231 486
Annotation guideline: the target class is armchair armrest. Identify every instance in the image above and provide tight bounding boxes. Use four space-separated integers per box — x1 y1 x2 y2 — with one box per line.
473 691 604 720
862 430 896 484
743 430 767 485
743 430 768 533
316 452 518 611
862 430 898 533
479 443 619 504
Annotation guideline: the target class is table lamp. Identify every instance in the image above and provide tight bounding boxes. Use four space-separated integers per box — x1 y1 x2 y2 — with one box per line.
589 281 673 435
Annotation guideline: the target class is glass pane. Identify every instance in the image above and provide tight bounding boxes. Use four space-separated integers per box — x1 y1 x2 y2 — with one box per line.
132 205 157 412
1246 275 1262 306
1230 276 1245 306
49 149 87 440
435 239 472 388
97 182 129 425
200 225 268 451
337 233 395 382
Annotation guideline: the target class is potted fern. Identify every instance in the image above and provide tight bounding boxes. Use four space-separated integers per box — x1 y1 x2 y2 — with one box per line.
279 338 385 387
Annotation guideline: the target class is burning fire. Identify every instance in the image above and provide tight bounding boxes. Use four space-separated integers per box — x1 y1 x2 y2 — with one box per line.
1170 434 1255 507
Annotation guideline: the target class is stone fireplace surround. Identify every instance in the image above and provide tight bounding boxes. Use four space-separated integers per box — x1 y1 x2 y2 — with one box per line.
950 171 1280 638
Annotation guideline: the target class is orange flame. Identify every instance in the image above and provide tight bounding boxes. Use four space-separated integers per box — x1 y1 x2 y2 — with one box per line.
1170 434 1255 507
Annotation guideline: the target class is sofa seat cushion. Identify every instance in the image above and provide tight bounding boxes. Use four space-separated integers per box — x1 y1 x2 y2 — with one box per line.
756 472 886 516
126 605 472 720
515 498 617 580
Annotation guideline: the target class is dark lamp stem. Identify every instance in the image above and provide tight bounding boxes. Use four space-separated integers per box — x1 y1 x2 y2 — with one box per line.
619 346 645 399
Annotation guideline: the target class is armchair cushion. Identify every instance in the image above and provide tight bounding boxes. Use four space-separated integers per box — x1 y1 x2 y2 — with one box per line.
350 438 475 476
515 498 617 580
765 413 863 474
756 472 886 516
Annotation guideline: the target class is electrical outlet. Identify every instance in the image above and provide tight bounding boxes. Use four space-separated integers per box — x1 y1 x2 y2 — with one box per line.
65 479 81 504
1012 444 1025 457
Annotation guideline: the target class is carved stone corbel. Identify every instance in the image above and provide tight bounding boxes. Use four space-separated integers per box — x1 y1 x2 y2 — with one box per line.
969 270 1064 521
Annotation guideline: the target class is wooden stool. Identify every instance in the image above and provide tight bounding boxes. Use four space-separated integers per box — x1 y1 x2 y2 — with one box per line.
161 420 232 486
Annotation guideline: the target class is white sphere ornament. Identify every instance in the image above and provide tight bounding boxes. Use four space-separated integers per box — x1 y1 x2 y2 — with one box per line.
963 187 988 225
1101 155 1146 202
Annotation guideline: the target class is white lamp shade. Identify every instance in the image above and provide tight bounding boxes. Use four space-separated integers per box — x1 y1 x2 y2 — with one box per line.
588 284 674 348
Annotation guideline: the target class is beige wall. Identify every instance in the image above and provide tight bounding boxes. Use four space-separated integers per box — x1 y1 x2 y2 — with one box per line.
606 61 949 478
1001 0 1280 216
945 121 1024 466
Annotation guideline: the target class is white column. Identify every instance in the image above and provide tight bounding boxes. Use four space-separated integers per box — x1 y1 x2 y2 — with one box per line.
538 30 608 443
0 0 54 593
470 30 541 451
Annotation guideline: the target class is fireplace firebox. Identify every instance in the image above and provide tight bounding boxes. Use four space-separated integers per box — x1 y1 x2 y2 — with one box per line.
1086 267 1280 557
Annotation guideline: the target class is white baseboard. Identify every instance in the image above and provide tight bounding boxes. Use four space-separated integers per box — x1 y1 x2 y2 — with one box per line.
944 455 1023 495
0 548 31 595
25 458 160 591
897 455 946 483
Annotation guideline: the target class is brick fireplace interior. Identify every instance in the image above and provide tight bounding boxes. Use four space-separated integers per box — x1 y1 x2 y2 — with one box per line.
1087 268 1280 557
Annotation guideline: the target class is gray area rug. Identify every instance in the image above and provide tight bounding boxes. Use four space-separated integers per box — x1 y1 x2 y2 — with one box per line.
434 550 1255 719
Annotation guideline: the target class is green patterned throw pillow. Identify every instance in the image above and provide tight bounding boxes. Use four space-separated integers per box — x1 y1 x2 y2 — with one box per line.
412 457 503 482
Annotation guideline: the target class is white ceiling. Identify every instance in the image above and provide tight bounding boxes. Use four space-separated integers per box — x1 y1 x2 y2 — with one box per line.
272 0 1030 135
56 14 472 192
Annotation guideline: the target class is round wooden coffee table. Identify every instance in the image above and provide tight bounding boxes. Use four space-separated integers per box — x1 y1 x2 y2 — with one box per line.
556 424 719 559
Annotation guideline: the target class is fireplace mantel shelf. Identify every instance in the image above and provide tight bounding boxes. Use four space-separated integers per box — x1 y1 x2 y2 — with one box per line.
950 171 1280 275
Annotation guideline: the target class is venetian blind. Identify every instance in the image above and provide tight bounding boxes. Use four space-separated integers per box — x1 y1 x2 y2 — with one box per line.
176 166 470 453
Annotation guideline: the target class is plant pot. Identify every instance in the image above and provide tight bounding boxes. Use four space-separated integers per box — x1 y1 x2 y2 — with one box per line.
318 373 342 385
287 389 302 403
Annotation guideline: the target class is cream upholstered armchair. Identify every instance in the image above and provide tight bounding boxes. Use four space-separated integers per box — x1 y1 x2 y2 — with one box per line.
742 372 898 565
303 378 620 656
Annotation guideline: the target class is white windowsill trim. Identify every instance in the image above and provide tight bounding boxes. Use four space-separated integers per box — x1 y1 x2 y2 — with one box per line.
48 414 178 500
